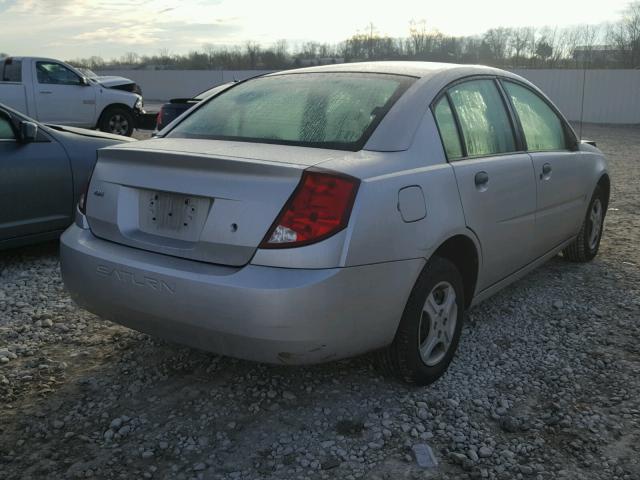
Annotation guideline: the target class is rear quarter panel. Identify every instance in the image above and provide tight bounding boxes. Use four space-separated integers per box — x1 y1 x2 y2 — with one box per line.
253 111 475 271
580 143 610 209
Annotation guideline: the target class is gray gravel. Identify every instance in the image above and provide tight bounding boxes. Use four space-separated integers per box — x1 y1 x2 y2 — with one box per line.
1 124 639 480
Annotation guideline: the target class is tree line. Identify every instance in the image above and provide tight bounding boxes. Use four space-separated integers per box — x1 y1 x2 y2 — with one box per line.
4 2 639 70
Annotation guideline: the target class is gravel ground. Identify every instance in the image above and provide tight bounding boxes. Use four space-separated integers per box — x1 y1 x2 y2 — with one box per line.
1 125 639 480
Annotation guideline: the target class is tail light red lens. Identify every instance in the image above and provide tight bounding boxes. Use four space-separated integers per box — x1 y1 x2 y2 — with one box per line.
156 107 163 130
260 170 360 249
78 165 95 215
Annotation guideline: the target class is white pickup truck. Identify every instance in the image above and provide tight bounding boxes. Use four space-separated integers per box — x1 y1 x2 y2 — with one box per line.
0 57 144 136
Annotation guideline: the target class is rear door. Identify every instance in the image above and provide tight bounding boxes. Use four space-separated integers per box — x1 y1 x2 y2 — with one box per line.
433 78 537 291
501 80 589 256
0 111 73 240
33 60 96 126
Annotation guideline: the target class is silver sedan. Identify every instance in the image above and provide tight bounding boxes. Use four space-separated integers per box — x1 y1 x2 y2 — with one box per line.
60 62 609 385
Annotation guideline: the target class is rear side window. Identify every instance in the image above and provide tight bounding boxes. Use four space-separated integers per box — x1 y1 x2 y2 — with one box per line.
448 79 516 157
168 73 415 151
433 96 463 160
1 59 22 82
36 61 81 85
0 116 15 140
503 81 567 151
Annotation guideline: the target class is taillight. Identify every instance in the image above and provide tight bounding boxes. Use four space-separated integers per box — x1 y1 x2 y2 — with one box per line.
155 107 163 130
260 170 360 249
78 166 95 215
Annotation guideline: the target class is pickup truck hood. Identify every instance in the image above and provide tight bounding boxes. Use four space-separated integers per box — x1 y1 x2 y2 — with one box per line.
92 76 136 88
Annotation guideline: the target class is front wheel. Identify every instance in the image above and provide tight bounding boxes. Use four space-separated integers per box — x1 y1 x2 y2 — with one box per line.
563 185 606 262
98 106 134 137
376 256 465 386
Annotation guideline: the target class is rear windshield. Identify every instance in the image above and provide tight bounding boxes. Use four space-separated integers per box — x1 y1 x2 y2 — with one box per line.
167 73 415 151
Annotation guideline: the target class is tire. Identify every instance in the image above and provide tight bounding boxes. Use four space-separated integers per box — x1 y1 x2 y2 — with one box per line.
376 256 465 386
563 185 606 263
98 106 134 137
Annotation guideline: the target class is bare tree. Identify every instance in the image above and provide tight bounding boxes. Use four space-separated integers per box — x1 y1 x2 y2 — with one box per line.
245 41 261 68
482 27 512 65
608 1 640 67
510 27 535 65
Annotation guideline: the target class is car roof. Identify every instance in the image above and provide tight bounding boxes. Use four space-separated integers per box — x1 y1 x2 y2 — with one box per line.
273 62 529 152
1 56 60 62
268 61 506 81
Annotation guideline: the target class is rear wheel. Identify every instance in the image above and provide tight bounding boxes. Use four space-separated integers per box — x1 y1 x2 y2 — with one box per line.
99 106 134 137
377 256 465 386
563 185 606 262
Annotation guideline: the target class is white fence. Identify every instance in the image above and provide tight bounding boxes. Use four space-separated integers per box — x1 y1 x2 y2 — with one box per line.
98 69 274 102
512 69 640 124
101 68 640 124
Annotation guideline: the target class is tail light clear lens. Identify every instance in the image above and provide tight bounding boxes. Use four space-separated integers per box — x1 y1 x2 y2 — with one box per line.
260 170 360 249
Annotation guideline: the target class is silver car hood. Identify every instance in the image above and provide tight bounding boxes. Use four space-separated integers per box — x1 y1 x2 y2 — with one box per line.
45 124 135 142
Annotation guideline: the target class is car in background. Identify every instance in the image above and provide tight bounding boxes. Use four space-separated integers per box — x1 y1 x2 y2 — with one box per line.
155 82 234 132
60 62 609 385
0 103 135 249
0 57 144 137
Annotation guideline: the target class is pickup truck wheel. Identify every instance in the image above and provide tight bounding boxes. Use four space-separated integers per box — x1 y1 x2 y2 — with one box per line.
376 256 465 386
563 185 606 262
99 107 134 137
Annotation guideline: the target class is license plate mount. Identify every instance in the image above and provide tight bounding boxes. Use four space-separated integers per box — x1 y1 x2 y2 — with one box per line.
138 190 210 242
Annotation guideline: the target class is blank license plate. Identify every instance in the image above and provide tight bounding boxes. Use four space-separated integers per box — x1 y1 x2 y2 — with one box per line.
138 190 210 241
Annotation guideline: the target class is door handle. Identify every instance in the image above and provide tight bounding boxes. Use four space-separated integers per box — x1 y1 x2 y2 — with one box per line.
540 163 552 179
39 91 52 94
474 171 489 187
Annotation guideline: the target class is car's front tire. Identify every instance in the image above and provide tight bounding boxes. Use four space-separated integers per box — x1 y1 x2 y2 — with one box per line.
377 256 465 386
563 185 606 262
98 106 134 137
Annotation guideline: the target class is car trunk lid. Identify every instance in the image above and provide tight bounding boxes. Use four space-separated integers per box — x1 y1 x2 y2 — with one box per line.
85 139 342 266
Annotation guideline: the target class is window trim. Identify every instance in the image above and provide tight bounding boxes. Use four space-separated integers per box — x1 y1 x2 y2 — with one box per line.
431 75 525 162
498 78 578 153
35 61 82 86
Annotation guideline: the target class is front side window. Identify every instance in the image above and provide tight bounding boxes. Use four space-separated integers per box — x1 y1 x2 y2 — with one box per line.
168 73 414 151
1 59 22 82
503 81 567 151
0 115 15 140
448 79 516 157
36 62 81 85
433 96 463 160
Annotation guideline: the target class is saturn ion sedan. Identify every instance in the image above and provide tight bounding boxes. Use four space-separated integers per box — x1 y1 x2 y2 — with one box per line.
60 62 609 385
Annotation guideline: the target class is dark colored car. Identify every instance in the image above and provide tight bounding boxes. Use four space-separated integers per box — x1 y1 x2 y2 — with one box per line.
155 82 234 132
0 103 135 249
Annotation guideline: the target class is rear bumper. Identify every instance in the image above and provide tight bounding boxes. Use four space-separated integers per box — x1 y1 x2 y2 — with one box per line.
60 224 423 364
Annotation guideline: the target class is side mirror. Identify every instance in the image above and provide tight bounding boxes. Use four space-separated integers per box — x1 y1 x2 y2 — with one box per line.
80 76 90 86
19 121 38 143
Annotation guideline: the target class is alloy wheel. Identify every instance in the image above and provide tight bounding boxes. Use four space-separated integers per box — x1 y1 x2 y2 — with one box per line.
418 281 458 366
588 198 603 250
108 114 129 136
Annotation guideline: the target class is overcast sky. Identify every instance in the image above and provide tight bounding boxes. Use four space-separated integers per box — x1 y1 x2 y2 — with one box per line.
0 0 632 59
